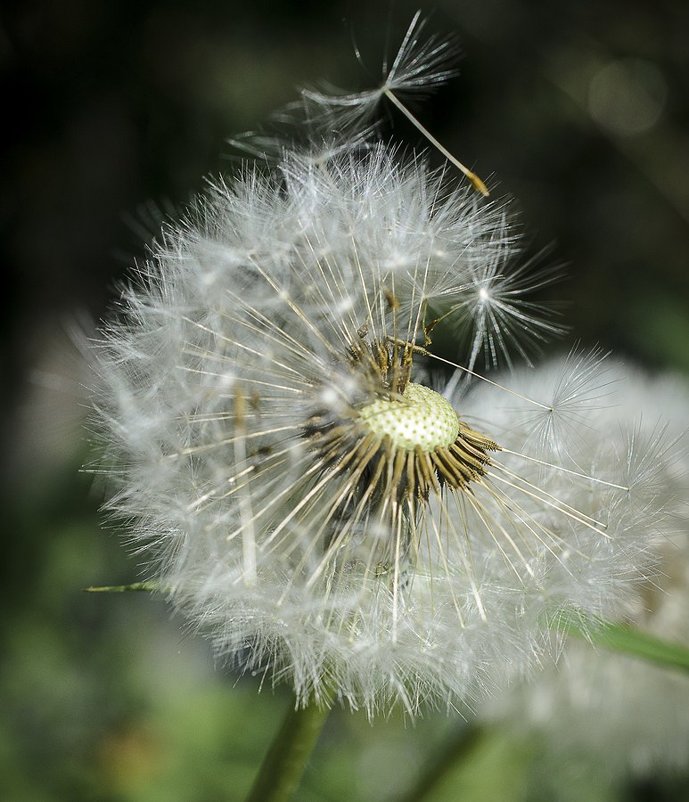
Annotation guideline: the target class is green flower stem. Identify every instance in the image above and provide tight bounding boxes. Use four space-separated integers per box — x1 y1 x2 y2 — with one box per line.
396 725 480 802
244 700 330 802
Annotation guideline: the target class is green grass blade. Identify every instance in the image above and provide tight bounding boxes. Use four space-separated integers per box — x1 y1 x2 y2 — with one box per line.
556 612 689 674
84 581 159 592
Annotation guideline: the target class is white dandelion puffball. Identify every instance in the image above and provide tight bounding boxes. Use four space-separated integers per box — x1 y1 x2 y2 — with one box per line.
482 370 689 780
91 141 671 715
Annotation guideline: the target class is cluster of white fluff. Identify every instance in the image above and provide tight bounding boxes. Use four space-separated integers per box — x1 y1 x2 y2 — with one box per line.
482 370 689 780
91 17 678 715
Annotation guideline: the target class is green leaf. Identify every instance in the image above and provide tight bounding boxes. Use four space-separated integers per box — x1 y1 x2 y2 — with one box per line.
555 612 689 674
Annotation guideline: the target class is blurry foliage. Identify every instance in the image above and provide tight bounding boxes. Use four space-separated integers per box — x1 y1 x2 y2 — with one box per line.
2 0 688 799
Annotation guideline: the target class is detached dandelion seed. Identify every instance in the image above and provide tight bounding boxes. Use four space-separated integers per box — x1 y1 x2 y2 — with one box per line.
90 19 670 716
300 12 489 194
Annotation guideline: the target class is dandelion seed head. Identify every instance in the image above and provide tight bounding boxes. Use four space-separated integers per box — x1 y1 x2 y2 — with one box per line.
89 20 673 716
481 369 689 779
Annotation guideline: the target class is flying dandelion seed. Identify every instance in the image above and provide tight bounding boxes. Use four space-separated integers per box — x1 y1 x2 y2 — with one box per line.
90 21 671 715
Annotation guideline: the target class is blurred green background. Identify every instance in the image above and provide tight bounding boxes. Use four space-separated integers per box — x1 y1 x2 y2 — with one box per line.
2 1 689 800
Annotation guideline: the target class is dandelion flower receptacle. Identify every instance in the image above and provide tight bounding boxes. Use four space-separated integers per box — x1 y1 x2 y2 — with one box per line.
92 140 665 715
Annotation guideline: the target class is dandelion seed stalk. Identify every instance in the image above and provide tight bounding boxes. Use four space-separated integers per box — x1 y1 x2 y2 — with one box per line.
382 89 490 196
398 725 482 802
244 702 330 802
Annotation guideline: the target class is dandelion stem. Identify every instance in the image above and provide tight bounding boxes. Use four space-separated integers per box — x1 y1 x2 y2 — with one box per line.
397 725 482 802
244 700 330 802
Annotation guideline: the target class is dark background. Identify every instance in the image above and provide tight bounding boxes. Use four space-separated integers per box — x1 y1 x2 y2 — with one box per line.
2 1 688 800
